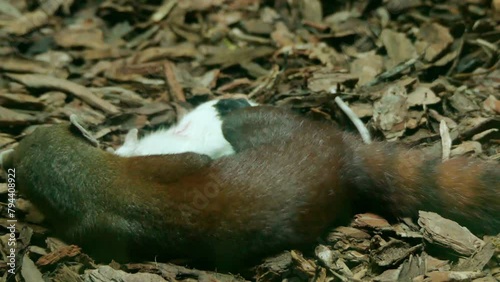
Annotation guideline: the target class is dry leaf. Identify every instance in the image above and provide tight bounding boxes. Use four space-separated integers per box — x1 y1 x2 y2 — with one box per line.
407 86 441 106
415 23 453 62
380 29 418 68
418 211 484 256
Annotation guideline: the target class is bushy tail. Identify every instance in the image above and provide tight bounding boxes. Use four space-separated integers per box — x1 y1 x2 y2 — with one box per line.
346 140 500 235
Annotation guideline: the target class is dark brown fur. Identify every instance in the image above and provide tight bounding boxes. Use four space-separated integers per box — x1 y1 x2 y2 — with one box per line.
3 106 499 271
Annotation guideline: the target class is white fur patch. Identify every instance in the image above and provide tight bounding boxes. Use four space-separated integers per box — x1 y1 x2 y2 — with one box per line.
114 99 257 159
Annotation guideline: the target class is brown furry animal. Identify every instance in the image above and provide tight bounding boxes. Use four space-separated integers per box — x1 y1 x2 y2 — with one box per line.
1 106 498 271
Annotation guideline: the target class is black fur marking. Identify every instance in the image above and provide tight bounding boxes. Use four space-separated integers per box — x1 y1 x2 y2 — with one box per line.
214 99 252 117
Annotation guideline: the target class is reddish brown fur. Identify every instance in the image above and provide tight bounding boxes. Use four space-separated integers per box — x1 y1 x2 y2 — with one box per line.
436 158 481 206
3 106 499 272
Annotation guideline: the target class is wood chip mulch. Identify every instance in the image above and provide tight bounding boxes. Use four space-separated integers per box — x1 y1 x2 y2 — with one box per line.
0 0 499 281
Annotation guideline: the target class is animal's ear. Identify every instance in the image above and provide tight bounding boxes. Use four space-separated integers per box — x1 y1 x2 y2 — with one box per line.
124 129 139 146
221 106 301 152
